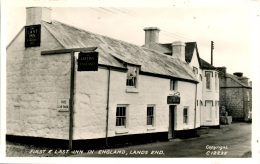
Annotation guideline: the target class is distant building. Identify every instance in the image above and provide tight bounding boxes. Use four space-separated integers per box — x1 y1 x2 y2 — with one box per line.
143 28 220 127
217 67 252 121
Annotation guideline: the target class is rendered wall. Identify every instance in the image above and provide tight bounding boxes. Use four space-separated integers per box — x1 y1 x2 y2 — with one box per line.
73 67 197 139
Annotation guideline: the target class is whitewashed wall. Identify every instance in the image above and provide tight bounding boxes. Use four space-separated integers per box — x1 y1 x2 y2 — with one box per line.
6 24 71 139
73 66 197 139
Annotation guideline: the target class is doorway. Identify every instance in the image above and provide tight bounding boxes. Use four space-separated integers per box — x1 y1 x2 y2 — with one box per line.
168 105 176 139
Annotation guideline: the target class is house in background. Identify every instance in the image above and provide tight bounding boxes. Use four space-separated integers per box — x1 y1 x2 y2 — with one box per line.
143 28 220 128
217 67 252 121
6 7 202 148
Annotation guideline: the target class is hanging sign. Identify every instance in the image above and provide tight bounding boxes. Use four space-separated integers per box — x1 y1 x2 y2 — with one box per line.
77 52 99 71
167 96 180 104
58 99 70 112
25 24 41 47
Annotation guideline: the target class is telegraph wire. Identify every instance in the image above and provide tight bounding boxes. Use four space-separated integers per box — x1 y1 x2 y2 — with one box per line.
119 7 213 47
88 7 215 51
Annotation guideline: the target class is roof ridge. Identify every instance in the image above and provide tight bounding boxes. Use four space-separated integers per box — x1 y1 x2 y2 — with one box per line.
226 73 251 87
50 20 144 49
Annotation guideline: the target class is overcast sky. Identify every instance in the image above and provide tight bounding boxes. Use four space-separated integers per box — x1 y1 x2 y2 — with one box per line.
5 0 260 79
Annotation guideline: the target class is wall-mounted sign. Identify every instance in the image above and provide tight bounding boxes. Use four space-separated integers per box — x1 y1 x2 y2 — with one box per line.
77 52 99 71
25 24 41 47
167 96 180 104
58 99 69 112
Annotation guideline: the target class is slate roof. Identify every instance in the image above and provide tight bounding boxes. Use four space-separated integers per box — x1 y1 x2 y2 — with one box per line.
42 20 198 82
226 73 251 88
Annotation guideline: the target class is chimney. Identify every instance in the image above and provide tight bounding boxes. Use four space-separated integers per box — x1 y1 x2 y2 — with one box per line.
172 41 186 61
233 72 250 86
216 67 226 78
233 72 243 77
26 7 52 25
143 27 160 48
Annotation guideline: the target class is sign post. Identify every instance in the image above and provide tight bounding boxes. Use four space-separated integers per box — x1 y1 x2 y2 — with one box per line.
41 47 97 150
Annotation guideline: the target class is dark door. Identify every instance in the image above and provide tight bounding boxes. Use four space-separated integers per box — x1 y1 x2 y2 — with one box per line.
168 105 175 139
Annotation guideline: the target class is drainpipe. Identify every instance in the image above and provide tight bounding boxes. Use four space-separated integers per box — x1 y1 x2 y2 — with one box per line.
105 66 111 146
194 84 197 129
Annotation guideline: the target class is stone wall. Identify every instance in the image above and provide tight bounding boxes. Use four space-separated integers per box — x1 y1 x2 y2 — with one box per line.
6 24 71 139
219 75 252 121
220 88 244 121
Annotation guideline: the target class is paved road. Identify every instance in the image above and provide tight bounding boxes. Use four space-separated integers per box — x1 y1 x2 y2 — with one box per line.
72 122 251 158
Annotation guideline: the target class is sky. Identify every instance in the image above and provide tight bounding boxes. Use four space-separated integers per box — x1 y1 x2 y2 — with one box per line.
4 0 260 79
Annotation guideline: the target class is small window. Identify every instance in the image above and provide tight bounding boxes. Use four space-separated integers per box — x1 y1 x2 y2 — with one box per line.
200 74 202 81
116 106 126 127
147 105 155 126
247 91 250 101
215 72 218 91
205 72 211 90
193 67 198 74
183 107 188 124
126 66 138 87
170 79 176 91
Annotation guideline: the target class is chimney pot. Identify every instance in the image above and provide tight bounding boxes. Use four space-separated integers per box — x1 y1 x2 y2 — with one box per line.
233 72 243 77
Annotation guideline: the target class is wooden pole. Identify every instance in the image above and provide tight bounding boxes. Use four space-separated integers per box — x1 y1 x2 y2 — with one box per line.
69 51 75 150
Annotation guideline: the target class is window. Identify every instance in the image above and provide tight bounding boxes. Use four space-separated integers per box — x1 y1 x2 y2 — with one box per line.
183 107 188 124
247 91 250 101
205 72 211 90
200 74 202 81
193 67 198 74
215 72 218 91
170 79 177 91
116 106 126 127
126 66 138 87
147 105 155 126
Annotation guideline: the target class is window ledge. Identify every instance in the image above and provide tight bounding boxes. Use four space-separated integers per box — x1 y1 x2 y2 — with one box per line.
126 87 139 93
147 127 155 131
115 129 129 134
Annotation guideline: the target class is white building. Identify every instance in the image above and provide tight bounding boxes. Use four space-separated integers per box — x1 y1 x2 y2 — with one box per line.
143 28 220 127
6 7 218 147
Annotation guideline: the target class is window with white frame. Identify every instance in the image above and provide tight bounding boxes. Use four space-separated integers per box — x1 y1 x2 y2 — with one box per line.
116 105 127 127
183 107 188 124
147 105 155 126
126 66 138 87
215 72 218 91
205 72 212 90
170 79 177 91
